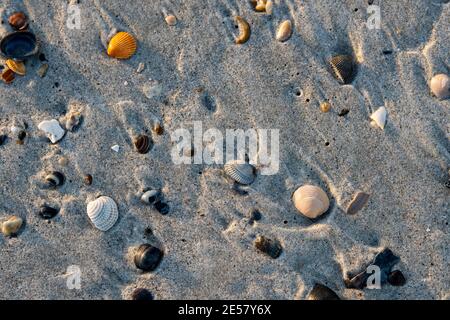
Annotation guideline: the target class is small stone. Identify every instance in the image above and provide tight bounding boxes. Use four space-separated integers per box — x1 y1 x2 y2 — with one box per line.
111 145 120 152
37 63 49 78
320 101 331 113
1 216 23 237
254 235 282 259
136 62 145 73
84 174 93 186
338 109 350 117
154 201 170 215
58 157 69 166
388 270 406 286
307 284 340 300
0 135 7 146
38 119 66 144
248 209 262 225
131 288 154 300
165 15 177 26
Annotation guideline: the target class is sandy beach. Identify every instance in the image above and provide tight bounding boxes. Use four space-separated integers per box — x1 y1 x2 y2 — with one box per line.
0 0 449 300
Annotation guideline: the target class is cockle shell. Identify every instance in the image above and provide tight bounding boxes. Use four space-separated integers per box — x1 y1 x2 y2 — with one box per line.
430 74 450 100
8 12 29 30
370 106 387 130
38 119 66 143
276 20 292 42
107 32 137 59
329 55 356 84
87 196 118 231
134 134 153 154
224 160 256 185
0 31 39 60
6 59 26 76
292 185 329 218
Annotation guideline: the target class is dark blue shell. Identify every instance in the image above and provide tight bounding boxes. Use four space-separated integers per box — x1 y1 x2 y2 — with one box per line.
0 31 39 60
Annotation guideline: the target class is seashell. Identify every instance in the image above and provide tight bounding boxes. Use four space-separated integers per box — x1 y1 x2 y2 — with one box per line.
8 12 29 30
64 111 83 132
84 174 93 186
152 121 164 135
131 288 154 300
254 235 282 259
370 106 387 130
134 134 153 154
276 20 292 42
39 205 59 220
107 31 137 59
338 108 349 117
154 201 170 215
307 284 340 300
329 55 356 84
0 135 7 146
37 63 49 78
0 31 39 60
111 144 120 152
248 208 262 225
265 0 273 14
6 59 26 76
165 15 177 26
87 196 119 231
320 101 331 113
430 74 450 100
1 68 15 84
134 243 164 272
224 160 256 185
235 16 251 44
141 190 162 205
1 216 23 237
38 119 66 143
136 62 145 73
388 270 406 286
44 171 65 188
346 192 370 215
292 185 329 219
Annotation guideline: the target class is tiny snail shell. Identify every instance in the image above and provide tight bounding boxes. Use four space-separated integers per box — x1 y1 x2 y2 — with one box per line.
430 74 450 100
235 16 251 44
224 160 256 185
141 189 162 205
329 55 356 84
292 185 329 219
276 20 293 42
39 205 60 220
87 196 118 232
107 32 137 59
307 284 340 300
134 134 153 154
254 235 282 259
44 171 65 188
134 244 164 272
131 288 154 300
1 216 23 237
154 201 170 215
8 12 28 30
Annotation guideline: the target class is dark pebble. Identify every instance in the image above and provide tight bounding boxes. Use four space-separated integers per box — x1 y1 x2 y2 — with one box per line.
445 179 450 189
84 174 93 186
382 50 393 55
0 134 7 146
388 270 406 286
154 201 170 215
39 205 59 220
338 109 350 117
134 244 164 272
18 130 26 141
131 288 154 300
248 209 262 225
307 284 340 300
254 235 282 259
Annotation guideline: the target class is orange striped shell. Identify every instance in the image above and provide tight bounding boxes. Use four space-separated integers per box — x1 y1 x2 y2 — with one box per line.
107 32 137 59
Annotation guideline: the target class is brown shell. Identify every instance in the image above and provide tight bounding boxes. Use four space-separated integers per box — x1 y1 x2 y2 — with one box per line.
8 12 28 30
6 59 26 76
134 134 153 154
1 68 15 84
329 55 356 84
346 192 370 215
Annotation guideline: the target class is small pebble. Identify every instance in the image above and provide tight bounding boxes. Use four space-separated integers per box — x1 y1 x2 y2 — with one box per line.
136 62 145 73
388 270 406 286
58 157 69 166
37 63 49 78
0 135 7 146
134 244 164 272
84 174 93 186
131 288 154 300
248 209 262 225
154 201 170 215
320 102 331 113
1 216 23 237
165 15 177 26
39 205 60 220
254 235 282 259
338 109 350 117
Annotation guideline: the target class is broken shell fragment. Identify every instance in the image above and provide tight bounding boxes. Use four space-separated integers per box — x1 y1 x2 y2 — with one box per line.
6 59 26 76
307 284 340 300
0 31 39 60
292 185 329 219
430 74 450 100
8 12 29 30
276 20 292 42
87 196 119 231
254 235 282 259
107 31 137 59
141 190 162 205
38 119 66 143
37 63 49 77
134 135 153 154
224 160 256 185
347 192 370 215
39 205 59 220
165 15 177 26
1 216 23 237
134 244 164 272
370 106 387 130
329 55 356 84
1 68 15 84
235 16 251 44
44 171 65 188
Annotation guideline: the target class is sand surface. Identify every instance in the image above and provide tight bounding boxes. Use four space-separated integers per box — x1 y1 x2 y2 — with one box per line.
0 0 449 300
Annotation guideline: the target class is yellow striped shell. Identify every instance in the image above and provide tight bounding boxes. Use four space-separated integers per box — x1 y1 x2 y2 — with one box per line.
292 185 329 218
107 32 137 59
6 59 26 75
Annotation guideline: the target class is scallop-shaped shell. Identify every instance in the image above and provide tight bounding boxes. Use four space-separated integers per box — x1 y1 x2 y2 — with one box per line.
134 134 153 154
8 12 28 30
6 59 26 75
329 55 356 84
87 196 118 231
224 160 256 185
430 74 450 100
107 32 137 59
276 20 292 42
292 185 329 218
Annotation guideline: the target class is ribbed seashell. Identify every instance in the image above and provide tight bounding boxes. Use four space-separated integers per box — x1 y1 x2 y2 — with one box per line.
370 106 387 130
1 216 23 237
307 284 340 300
134 244 164 272
87 196 118 231
39 205 59 220
134 134 153 154
44 171 65 188
6 59 26 76
292 185 329 218
430 74 450 100
1 68 15 84
276 20 292 42
224 160 256 185
107 32 137 59
0 31 39 60
329 55 356 84
141 189 161 205
8 12 28 30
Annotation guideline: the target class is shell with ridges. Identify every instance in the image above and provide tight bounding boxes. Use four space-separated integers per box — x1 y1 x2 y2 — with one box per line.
107 32 137 59
292 185 329 218
329 55 356 84
6 59 26 76
87 196 118 231
224 160 256 185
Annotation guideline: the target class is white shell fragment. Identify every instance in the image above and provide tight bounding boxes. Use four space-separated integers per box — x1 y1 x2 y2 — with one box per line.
38 119 66 143
430 74 450 100
370 107 387 130
292 185 330 219
111 145 120 152
87 196 119 231
224 160 256 185
276 20 292 42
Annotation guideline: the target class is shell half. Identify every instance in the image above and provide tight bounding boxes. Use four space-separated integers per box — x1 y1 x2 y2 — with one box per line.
292 185 329 219
370 106 387 130
6 59 26 75
430 74 450 100
224 160 256 185
329 55 356 84
107 32 137 59
87 196 119 231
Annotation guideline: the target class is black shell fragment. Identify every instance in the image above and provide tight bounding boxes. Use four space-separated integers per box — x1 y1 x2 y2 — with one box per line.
39 205 59 220
134 244 164 272
254 235 282 259
307 284 340 300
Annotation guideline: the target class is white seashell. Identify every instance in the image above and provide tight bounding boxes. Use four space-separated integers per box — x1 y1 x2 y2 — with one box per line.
276 20 292 42
87 196 118 231
224 160 256 185
111 144 120 152
370 107 387 130
292 185 329 219
38 119 65 143
430 74 450 100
